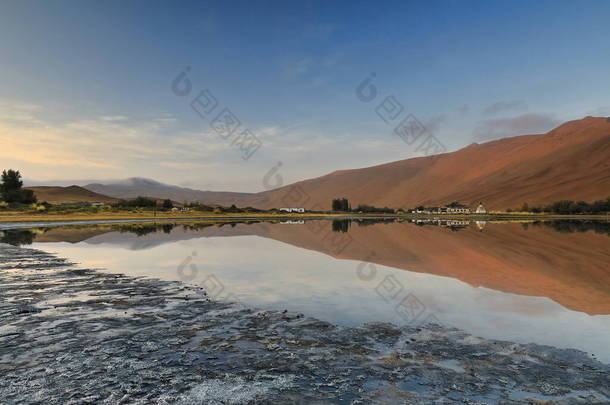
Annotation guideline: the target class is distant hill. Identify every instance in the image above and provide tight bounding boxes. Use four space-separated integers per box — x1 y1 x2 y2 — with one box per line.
84 177 253 206
245 116 610 210
25 186 119 204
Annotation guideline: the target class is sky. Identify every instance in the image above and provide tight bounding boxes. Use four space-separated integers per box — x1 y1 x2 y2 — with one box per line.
1 0 610 192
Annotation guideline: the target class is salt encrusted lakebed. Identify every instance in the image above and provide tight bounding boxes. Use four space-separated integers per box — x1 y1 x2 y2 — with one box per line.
0 244 608 404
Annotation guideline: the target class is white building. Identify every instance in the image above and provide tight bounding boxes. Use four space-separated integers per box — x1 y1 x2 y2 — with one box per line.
446 206 470 214
474 203 487 214
279 208 305 213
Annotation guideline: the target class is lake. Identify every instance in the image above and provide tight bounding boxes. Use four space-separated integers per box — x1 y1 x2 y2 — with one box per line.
4 218 610 361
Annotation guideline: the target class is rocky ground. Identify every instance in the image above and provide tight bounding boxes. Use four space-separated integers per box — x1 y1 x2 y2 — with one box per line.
0 244 608 404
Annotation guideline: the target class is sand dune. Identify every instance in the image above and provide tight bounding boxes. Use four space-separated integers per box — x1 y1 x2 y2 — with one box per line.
246 117 610 210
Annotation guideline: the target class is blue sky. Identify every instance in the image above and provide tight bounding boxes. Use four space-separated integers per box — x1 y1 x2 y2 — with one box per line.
1 0 610 191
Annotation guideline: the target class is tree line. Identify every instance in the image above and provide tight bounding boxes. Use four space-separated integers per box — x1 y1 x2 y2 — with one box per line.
518 199 610 214
331 198 351 212
114 197 177 209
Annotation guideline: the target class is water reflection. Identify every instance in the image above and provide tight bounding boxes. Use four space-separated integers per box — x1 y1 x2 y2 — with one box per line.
7 219 610 315
530 219 610 235
6 218 609 360
1 229 36 245
7 218 610 246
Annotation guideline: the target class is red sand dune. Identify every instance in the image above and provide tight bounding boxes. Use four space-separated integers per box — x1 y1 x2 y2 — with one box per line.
245 117 610 210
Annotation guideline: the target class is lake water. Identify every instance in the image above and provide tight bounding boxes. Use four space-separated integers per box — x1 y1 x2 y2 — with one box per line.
5 218 610 361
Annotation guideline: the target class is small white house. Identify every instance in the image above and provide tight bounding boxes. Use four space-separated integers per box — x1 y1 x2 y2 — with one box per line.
474 203 487 214
279 208 305 213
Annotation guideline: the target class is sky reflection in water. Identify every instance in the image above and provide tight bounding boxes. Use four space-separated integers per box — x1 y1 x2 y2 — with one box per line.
20 219 610 361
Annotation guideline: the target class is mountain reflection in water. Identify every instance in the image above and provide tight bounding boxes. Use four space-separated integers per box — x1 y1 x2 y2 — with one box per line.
5 218 610 360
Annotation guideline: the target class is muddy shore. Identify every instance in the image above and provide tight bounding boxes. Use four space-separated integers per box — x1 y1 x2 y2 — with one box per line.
1 244 608 404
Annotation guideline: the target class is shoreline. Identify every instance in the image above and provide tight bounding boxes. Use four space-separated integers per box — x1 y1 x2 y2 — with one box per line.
1 244 608 404
0 211 608 228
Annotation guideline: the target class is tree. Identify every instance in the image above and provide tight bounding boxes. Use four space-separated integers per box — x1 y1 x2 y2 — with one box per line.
332 198 351 212
162 199 174 209
1 169 23 191
1 169 37 204
521 202 529 212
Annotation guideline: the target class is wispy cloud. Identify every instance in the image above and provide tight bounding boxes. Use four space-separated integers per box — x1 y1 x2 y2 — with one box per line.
472 113 561 143
0 104 231 181
0 99 485 192
159 161 220 170
585 106 610 117
483 100 528 116
0 102 44 125
422 115 446 134
99 115 128 122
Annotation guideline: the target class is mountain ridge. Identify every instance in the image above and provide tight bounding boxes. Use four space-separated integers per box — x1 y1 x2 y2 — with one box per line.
84 178 253 206
66 116 610 210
